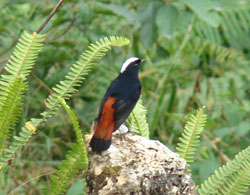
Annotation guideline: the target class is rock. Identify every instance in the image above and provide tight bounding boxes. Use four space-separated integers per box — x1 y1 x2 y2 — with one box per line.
85 125 197 195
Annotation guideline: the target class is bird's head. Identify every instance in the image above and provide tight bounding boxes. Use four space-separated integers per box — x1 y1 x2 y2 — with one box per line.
120 57 145 74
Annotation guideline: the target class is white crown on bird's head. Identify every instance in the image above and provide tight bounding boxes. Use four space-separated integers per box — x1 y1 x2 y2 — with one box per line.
120 57 143 73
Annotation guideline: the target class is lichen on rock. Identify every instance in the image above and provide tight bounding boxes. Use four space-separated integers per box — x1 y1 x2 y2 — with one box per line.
85 125 197 195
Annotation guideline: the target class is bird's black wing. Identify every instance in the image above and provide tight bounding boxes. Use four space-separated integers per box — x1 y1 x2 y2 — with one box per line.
112 97 139 131
96 78 117 117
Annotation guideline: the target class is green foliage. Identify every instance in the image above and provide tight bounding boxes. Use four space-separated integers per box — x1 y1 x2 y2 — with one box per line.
40 37 130 193
58 97 88 170
198 145 250 195
176 107 207 167
44 98 88 195
0 120 38 170
0 35 129 171
0 0 249 193
0 31 45 104
127 98 149 138
184 0 221 27
0 76 27 153
3 31 45 77
47 143 86 195
66 179 86 195
0 31 44 170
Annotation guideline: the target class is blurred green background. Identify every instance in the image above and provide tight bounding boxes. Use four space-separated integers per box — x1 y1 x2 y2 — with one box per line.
0 0 249 194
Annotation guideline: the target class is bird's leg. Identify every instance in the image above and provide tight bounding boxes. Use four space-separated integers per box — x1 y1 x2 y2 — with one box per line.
115 124 130 141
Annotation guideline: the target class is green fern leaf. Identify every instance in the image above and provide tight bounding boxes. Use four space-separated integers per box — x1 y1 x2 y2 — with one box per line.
45 143 85 195
0 76 27 153
189 36 246 66
44 98 89 195
192 2 250 50
58 97 88 169
198 145 250 195
5 31 45 76
127 98 149 138
109 36 130 46
220 4 250 49
176 107 207 166
0 119 39 170
0 31 45 106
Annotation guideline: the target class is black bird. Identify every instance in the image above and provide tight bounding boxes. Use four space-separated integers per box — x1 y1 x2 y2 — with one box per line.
90 57 144 153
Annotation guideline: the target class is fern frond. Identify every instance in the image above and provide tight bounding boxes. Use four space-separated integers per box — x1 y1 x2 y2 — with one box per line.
191 2 250 55
0 119 40 170
127 98 149 138
176 107 207 165
5 31 45 76
0 76 27 153
58 97 88 169
222 162 250 195
44 98 89 195
193 21 222 44
0 31 45 106
46 143 86 195
41 36 130 120
198 145 250 195
109 36 130 46
189 36 246 66
220 4 250 49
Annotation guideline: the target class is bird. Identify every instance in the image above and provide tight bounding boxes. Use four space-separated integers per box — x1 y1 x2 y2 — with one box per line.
90 57 144 153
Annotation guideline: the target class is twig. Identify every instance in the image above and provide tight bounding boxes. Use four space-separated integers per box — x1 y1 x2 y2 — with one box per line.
0 0 64 73
203 135 231 163
31 72 53 93
36 0 64 34
46 17 75 43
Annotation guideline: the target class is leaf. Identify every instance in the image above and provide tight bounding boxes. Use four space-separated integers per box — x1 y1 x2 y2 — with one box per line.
199 156 221 181
223 103 246 126
66 179 86 195
94 3 140 29
184 0 221 27
138 2 161 48
156 5 179 39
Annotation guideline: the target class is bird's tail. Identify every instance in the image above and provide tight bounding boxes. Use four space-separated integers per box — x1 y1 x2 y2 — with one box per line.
89 119 113 153
90 136 111 153
90 97 116 153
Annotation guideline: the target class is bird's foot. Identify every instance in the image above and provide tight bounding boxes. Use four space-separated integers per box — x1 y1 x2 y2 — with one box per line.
102 145 118 155
115 124 131 141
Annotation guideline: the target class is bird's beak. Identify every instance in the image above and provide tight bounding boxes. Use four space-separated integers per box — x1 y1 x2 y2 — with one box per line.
141 59 146 63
